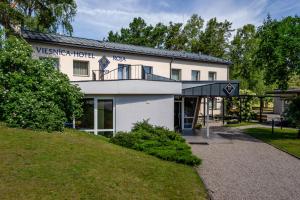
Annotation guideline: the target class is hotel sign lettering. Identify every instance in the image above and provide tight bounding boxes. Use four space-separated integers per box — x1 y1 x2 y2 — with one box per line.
35 47 95 58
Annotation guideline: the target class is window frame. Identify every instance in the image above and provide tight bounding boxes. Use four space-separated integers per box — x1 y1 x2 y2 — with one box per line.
118 64 131 80
208 71 217 81
142 65 153 79
191 70 200 81
73 60 90 77
171 68 181 81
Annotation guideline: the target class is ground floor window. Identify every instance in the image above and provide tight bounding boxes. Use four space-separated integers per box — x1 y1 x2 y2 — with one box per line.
76 97 114 136
76 98 94 129
98 99 113 129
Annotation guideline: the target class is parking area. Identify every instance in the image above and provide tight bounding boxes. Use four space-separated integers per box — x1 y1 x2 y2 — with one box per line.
184 127 300 200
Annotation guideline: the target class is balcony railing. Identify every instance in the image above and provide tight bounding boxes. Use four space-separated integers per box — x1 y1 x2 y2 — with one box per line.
92 64 172 81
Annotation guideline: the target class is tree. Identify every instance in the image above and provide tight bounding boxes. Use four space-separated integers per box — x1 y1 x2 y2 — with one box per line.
182 14 204 52
164 22 186 50
0 32 83 131
197 18 233 58
285 96 300 138
255 15 300 89
229 24 266 94
107 17 168 48
0 0 77 35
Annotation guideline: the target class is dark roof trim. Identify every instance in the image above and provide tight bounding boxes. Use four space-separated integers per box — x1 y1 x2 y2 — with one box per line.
22 30 231 65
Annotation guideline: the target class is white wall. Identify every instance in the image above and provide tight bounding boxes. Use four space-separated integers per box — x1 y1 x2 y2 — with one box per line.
30 42 229 81
115 95 174 132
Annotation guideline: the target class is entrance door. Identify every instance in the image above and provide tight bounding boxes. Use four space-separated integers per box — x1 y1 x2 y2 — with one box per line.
174 101 182 131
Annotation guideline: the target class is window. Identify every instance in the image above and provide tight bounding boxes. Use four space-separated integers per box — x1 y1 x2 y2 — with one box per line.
208 72 216 81
118 64 131 79
171 69 181 81
191 70 200 81
73 60 89 76
76 98 94 129
142 66 153 79
98 99 113 130
39 57 59 70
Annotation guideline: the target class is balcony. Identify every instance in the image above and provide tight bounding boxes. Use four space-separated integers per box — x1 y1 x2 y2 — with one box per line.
92 65 172 81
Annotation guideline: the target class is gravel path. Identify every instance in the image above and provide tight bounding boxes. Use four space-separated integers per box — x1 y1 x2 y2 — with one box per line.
184 127 300 200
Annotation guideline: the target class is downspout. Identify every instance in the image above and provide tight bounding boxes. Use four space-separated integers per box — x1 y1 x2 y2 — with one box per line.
169 57 174 79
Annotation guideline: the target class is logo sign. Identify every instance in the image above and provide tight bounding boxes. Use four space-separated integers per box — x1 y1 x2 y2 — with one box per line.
98 56 110 70
224 83 235 95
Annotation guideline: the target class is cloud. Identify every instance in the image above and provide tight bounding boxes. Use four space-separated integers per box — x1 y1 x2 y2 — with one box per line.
73 0 299 39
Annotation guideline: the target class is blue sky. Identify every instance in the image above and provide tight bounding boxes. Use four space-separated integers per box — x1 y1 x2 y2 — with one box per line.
72 0 300 40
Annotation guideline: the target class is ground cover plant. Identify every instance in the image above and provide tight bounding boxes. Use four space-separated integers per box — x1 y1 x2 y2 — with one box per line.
110 120 201 166
0 123 207 200
245 127 300 157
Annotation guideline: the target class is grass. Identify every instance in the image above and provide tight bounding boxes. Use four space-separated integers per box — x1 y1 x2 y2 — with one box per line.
224 121 257 127
0 124 207 200
244 127 300 158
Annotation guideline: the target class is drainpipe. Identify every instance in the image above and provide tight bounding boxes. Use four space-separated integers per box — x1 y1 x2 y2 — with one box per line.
169 57 174 79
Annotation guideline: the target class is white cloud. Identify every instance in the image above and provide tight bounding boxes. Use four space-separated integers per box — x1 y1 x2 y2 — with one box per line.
73 0 299 39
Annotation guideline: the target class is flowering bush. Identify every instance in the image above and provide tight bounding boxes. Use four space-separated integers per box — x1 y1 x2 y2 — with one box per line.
0 33 83 131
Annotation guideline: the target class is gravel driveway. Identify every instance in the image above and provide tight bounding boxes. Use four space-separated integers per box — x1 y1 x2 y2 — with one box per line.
184 127 300 200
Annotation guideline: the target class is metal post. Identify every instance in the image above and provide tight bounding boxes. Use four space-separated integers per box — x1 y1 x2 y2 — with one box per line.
272 119 274 134
203 98 206 126
239 97 242 123
72 116 76 129
207 97 210 138
222 97 225 125
259 97 263 123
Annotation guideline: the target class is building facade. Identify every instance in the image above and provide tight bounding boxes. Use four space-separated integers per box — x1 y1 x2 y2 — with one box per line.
23 30 239 136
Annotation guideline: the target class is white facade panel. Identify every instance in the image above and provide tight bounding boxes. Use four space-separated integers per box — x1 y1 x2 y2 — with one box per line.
115 95 174 132
73 80 182 95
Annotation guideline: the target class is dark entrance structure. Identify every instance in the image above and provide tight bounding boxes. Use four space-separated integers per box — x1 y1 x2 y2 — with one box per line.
175 81 240 131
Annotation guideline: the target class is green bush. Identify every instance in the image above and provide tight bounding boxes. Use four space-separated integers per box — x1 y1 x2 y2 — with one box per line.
0 31 83 131
110 120 201 166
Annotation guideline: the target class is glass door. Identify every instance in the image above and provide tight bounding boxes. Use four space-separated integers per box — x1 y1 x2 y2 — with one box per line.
183 97 197 129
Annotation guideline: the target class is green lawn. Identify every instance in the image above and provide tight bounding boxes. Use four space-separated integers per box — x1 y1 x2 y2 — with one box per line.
244 127 300 158
225 121 257 127
0 125 207 200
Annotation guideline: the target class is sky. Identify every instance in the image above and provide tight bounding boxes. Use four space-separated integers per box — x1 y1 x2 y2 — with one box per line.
72 0 300 40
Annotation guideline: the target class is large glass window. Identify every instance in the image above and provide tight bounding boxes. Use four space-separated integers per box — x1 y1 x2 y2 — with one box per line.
208 72 216 81
142 66 153 79
118 64 131 79
39 57 59 70
191 70 200 81
171 69 181 81
73 60 89 76
76 98 94 129
98 99 113 130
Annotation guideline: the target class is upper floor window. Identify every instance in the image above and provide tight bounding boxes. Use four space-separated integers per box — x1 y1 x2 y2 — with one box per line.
171 69 181 81
142 66 153 79
191 70 200 81
118 64 131 79
208 72 217 81
39 57 59 70
73 60 89 76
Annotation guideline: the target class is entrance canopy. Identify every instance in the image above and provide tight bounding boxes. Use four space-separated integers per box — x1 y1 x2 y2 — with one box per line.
182 81 239 97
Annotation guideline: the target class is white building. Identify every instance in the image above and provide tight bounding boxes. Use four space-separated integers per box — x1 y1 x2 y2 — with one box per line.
22 30 239 136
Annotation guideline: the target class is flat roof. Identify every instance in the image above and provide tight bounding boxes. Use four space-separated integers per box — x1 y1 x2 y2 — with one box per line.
22 30 231 65
267 88 300 94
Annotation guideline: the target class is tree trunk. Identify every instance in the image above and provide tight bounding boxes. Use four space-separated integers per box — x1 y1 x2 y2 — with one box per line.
298 128 300 139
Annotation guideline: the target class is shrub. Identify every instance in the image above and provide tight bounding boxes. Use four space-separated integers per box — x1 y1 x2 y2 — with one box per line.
110 120 201 166
0 32 83 132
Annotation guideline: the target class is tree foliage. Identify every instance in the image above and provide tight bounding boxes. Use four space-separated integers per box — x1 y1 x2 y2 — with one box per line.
284 96 300 137
0 32 83 131
107 15 233 58
255 15 300 89
229 24 266 94
0 0 77 35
